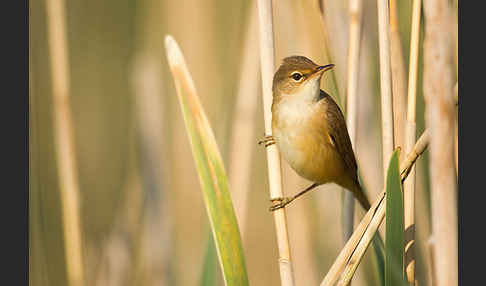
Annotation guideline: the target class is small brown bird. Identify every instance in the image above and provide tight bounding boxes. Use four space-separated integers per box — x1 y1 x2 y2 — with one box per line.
261 56 371 212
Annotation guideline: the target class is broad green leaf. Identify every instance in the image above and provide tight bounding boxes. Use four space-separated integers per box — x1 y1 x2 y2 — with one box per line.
165 35 249 286
385 149 407 286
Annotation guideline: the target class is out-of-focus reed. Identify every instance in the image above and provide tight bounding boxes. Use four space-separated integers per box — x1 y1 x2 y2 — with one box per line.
342 0 363 245
228 1 260 235
45 0 84 285
422 0 458 285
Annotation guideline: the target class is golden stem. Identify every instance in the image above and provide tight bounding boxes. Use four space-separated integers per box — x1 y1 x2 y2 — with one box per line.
45 0 84 285
256 0 296 285
404 0 422 283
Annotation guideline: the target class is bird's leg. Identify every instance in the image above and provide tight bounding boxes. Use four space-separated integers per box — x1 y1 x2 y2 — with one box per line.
269 183 319 211
258 134 275 147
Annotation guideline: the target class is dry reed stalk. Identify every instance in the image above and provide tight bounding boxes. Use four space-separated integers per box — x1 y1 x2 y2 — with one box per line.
377 0 395 179
336 195 386 286
342 0 363 245
228 2 260 235
132 54 173 285
121 0 174 282
256 0 295 285
389 0 408 156
423 0 457 285
45 0 84 285
427 237 437 286
403 0 422 284
320 129 430 286
319 193 383 286
318 0 348 96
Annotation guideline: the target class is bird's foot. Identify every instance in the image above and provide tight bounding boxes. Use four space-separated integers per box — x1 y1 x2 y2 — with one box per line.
269 197 294 211
258 135 275 148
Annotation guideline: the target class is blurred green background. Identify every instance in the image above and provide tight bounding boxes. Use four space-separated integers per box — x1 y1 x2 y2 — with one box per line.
30 0 456 285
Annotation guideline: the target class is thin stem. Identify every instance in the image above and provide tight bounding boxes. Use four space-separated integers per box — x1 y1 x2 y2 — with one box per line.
228 1 260 236
377 0 395 181
342 0 363 245
389 0 408 154
404 0 422 283
45 0 84 285
256 0 296 285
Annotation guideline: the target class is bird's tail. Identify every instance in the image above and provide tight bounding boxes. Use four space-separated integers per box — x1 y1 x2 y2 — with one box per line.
351 180 385 283
352 181 371 211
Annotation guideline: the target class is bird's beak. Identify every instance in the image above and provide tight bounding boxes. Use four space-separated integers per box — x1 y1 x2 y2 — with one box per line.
316 64 335 73
309 64 334 79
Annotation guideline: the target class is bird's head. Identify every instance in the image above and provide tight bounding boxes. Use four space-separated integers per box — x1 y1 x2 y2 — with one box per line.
272 56 334 100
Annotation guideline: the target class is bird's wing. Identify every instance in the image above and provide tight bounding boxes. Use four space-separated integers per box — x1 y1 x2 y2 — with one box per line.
320 90 359 178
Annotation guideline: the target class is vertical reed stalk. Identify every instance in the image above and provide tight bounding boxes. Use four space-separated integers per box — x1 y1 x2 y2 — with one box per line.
228 2 260 235
427 237 437 286
131 0 173 281
45 0 84 285
389 0 408 155
342 0 363 244
132 54 172 285
377 0 395 179
423 0 457 285
256 0 295 285
403 0 422 284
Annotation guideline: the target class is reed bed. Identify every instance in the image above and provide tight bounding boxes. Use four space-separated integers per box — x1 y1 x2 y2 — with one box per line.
30 0 458 285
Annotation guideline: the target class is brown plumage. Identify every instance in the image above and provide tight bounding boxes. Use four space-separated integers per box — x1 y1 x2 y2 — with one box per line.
269 55 370 211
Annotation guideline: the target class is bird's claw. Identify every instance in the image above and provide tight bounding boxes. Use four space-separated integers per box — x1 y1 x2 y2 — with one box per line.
269 197 293 211
258 135 276 148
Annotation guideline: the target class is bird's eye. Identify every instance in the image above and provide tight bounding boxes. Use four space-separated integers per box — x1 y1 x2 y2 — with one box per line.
291 72 303 81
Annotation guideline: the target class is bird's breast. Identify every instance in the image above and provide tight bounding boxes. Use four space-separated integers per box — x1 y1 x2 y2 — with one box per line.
272 99 344 184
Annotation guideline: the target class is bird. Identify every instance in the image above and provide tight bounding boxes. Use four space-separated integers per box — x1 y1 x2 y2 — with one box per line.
259 55 371 212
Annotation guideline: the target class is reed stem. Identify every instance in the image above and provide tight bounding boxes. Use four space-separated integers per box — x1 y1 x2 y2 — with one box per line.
377 0 395 180
404 0 422 283
423 0 457 285
45 0 84 285
256 0 296 285
228 2 260 235
389 0 408 155
342 0 363 245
